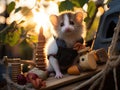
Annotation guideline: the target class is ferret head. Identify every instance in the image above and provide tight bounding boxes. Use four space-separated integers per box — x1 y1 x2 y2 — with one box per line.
50 11 86 39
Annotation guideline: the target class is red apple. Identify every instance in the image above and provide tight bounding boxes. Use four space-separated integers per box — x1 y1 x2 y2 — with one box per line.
30 78 46 89
26 72 39 83
26 72 46 88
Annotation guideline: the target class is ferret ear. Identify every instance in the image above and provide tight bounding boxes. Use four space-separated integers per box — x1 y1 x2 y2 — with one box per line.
50 15 58 26
75 12 83 23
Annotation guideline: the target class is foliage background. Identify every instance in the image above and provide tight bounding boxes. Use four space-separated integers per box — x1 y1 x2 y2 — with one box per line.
0 0 110 59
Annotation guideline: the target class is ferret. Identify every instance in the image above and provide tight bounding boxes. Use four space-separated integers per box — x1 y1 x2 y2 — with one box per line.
46 11 86 79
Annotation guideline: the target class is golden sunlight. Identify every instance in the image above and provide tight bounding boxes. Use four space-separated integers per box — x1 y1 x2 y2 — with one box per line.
32 1 59 38
7 0 59 36
33 8 50 34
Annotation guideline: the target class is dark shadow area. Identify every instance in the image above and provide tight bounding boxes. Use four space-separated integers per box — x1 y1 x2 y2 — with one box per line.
106 21 116 38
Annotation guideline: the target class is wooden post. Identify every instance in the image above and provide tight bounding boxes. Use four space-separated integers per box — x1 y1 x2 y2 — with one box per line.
34 27 47 71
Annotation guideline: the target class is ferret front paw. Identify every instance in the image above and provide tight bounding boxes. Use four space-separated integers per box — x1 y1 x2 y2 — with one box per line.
55 72 63 79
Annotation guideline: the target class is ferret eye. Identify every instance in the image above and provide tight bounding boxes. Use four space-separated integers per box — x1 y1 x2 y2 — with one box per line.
60 22 64 26
70 21 74 25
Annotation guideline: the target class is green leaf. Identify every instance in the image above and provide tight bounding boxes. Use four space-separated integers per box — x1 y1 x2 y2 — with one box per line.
70 0 80 7
7 1 16 14
59 0 74 12
79 0 89 7
84 16 90 23
87 1 96 18
70 0 89 7
26 34 38 44
20 7 33 18
0 32 6 44
5 29 21 46
14 7 22 13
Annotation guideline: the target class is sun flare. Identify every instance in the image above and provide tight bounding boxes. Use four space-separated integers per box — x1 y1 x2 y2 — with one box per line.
7 0 59 37
33 8 51 34
32 1 59 37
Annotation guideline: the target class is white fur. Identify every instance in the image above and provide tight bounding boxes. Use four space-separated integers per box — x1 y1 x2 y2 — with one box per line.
46 37 63 78
61 15 74 33
46 36 58 55
48 56 63 78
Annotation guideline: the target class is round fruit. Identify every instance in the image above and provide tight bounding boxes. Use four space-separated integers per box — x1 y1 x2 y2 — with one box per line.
17 74 27 85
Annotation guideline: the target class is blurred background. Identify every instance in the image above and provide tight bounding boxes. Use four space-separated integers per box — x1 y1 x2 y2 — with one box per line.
0 0 109 59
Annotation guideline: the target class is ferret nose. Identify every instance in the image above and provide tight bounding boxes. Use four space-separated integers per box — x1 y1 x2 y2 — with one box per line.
65 27 71 32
